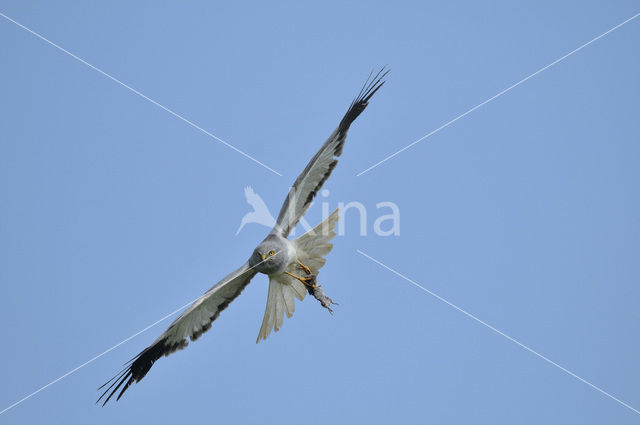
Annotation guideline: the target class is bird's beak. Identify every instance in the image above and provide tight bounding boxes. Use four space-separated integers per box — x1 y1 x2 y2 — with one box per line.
261 254 266 260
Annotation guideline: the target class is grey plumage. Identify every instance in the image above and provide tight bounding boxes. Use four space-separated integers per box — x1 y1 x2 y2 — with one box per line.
97 68 387 405
249 234 291 274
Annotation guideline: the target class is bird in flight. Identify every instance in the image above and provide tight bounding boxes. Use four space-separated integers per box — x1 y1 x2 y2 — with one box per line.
97 68 388 405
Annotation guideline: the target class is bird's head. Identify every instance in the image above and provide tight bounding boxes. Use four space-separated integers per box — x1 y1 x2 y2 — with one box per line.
249 236 286 274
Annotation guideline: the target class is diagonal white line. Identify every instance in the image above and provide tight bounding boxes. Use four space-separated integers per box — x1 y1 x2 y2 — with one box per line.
0 11 283 177
356 12 640 176
356 249 640 416
0 252 280 415
0 302 190 416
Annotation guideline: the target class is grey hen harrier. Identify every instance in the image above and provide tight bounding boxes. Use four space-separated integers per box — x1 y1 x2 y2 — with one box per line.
98 68 388 405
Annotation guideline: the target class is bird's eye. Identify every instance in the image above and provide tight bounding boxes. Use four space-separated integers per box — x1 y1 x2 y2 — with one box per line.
256 252 261 257
268 250 275 256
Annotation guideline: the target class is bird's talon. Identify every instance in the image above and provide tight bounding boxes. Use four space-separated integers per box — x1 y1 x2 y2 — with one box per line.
296 260 312 275
285 271 317 288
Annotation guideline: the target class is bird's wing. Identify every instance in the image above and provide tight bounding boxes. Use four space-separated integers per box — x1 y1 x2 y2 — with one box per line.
97 262 257 405
271 67 388 238
256 273 307 343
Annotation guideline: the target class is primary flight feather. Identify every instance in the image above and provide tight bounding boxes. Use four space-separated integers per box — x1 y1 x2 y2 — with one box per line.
97 68 388 405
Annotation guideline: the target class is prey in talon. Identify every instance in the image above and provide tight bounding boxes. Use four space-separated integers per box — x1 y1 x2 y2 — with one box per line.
286 262 338 312
309 282 339 314
285 268 339 313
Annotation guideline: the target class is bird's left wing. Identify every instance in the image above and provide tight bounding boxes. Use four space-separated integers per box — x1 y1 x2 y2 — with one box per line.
97 262 257 405
271 67 388 238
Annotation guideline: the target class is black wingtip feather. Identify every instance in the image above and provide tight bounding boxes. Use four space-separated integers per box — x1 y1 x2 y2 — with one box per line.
338 66 389 133
294 66 388 218
97 338 169 406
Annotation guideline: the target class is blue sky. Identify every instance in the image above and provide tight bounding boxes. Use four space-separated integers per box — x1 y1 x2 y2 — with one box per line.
1 1 639 423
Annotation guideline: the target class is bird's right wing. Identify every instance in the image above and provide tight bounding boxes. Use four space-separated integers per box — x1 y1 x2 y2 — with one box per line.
97 262 257 405
271 67 388 238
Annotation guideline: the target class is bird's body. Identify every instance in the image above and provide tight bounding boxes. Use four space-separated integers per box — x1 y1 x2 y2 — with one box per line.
98 68 388 405
253 209 340 342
